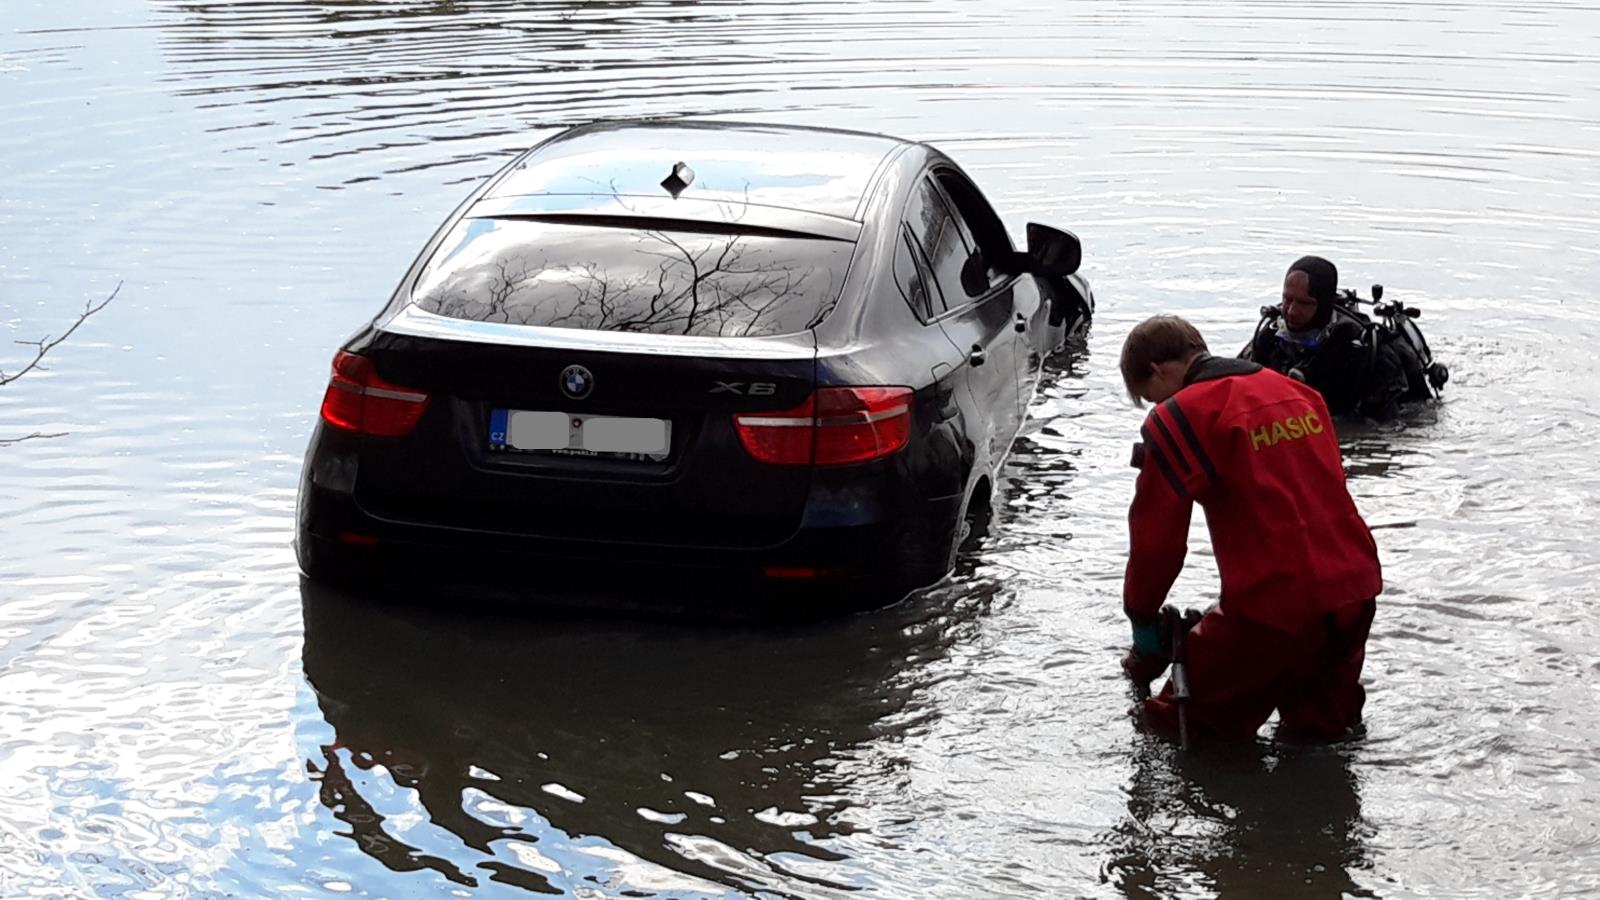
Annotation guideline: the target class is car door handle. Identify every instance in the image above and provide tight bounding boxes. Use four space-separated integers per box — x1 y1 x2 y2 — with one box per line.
1014 313 1028 333
969 344 986 367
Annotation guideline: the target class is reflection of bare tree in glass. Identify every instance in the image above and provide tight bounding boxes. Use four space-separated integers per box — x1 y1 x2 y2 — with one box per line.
421 229 835 338
632 229 818 336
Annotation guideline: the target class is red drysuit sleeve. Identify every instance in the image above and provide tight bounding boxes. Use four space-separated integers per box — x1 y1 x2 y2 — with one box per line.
1122 409 1204 624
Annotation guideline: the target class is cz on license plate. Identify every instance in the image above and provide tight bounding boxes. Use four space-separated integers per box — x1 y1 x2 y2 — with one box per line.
489 408 671 461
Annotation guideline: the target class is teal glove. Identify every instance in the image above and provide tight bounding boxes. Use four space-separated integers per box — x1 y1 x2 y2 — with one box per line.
1131 620 1164 658
1124 620 1170 689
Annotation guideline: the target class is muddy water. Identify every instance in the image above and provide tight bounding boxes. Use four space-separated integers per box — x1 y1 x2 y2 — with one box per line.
3 0 1598 896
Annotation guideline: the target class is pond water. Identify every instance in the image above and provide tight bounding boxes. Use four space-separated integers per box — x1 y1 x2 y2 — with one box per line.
3 1 1598 896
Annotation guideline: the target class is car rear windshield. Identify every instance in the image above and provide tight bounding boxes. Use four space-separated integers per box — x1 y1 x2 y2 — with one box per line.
408 217 853 338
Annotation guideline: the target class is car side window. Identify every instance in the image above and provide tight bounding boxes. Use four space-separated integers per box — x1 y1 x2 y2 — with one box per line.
892 228 937 322
932 168 1016 295
903 176 973 314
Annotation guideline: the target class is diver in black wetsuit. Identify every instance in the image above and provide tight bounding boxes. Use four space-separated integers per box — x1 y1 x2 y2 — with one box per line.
1242 256 1416 422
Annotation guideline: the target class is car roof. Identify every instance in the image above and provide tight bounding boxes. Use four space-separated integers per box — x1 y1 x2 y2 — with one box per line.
479 120 910 233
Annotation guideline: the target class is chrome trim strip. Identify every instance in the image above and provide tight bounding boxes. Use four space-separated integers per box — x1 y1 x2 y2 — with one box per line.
861 404 910 424
377 304 817 360
364 386 429 403
735 406 909 427
734 416 815 427
814 406 909 426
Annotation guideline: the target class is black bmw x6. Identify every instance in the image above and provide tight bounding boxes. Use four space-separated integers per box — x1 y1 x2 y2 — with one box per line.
296 119 1092 611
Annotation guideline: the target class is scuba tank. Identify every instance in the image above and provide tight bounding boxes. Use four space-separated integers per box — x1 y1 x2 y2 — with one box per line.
1341 284 1449 402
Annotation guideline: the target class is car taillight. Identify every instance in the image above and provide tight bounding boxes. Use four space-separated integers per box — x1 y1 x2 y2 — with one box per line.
319 351 430 437
733 386 912 466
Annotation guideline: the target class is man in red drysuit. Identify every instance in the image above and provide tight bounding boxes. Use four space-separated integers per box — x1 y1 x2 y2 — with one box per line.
1118 315 1382 742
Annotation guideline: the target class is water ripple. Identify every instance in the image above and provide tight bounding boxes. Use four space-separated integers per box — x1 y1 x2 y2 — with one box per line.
4 0 1600 896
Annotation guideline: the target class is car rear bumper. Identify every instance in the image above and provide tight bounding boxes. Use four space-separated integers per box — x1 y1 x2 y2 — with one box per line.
296 479 961 612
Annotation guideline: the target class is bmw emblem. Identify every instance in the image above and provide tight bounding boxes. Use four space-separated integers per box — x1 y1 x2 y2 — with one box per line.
560 364 594 399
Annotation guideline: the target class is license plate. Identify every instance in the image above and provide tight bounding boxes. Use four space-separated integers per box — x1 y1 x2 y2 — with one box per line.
489 408 671 460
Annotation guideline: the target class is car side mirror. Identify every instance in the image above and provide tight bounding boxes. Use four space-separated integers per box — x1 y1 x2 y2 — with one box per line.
1025 223 1081 277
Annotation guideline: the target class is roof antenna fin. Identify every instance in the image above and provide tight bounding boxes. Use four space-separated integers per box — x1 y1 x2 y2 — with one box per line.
660 161 694 198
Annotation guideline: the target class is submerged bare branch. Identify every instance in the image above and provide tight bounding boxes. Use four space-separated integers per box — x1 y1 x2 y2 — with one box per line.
1 281 121 388
2 281 120 445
